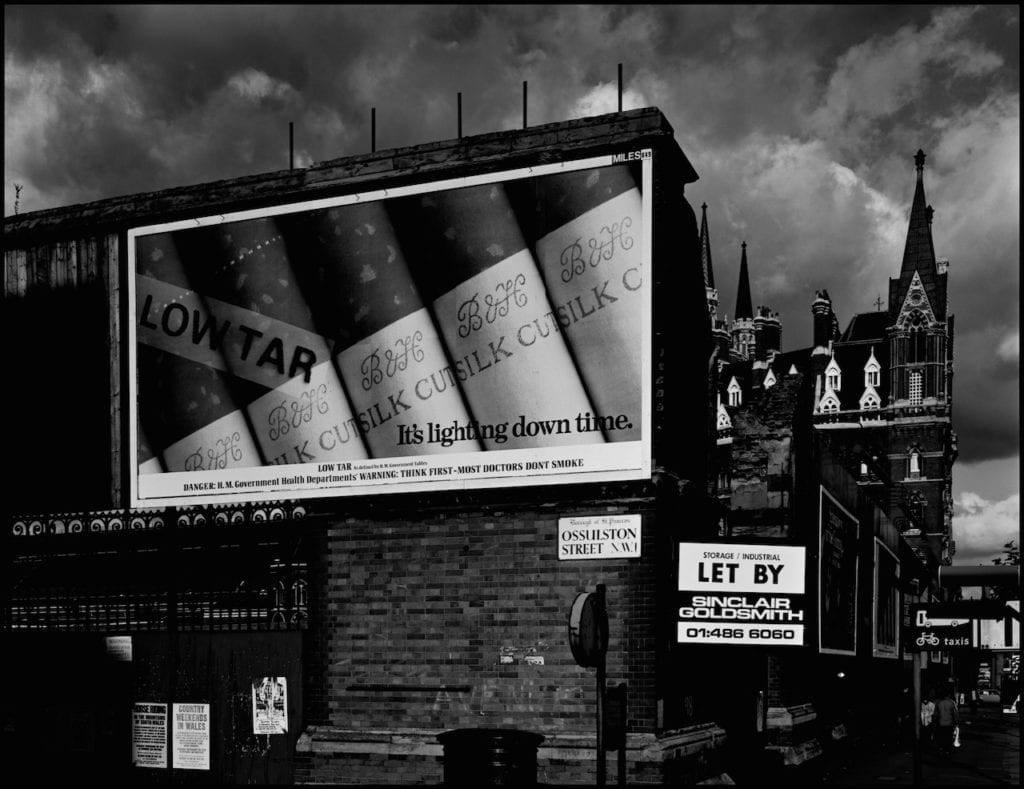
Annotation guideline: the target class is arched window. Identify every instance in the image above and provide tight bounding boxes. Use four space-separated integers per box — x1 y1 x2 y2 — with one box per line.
860 391 881 410
727 377 742 407
819 392 840 413
825 355 842 393
864 347 881 388
908 449 921 479
906 312 927 363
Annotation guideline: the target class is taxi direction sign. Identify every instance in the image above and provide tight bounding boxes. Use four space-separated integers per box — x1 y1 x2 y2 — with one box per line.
908 604 974 651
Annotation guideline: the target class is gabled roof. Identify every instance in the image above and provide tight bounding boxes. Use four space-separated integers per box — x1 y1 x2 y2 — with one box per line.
717 347 811 402
840 310 889 343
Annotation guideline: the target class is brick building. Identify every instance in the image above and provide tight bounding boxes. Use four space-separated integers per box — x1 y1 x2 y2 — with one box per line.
1 109 961 784
2 108 741 785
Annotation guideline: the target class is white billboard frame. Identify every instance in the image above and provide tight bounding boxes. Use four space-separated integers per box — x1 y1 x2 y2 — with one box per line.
127 151 654 507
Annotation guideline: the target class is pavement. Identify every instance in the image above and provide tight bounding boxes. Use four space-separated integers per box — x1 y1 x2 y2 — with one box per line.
818 707 1020 786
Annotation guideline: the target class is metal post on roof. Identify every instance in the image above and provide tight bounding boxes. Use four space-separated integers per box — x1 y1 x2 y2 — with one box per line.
618 63 623 112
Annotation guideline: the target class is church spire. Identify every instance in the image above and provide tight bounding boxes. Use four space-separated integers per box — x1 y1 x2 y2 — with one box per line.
699 203 715 289
890 149 944 320
899 149 938 282
734 242 753 320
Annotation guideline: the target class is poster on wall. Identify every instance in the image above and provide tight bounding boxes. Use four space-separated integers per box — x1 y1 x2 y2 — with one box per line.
128 152 653 507
252 676 288 734
172 703 210 771
677 541 807 646
873 539 900 658
819 487 859 655
131 702 167 768
105 635 133 662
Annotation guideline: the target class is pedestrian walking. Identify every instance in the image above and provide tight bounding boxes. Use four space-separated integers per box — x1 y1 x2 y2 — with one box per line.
933 686 958 755
920 695 935 743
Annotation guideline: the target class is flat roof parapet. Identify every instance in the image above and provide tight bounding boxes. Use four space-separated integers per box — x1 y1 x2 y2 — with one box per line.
4 107 694 244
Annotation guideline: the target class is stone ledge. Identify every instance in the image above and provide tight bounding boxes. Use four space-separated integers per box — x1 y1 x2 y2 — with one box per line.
764 738 824 766
296 723 727 764
767 703 817 730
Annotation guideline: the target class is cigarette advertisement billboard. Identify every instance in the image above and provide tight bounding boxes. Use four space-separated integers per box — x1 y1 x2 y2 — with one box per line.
128 151 652 506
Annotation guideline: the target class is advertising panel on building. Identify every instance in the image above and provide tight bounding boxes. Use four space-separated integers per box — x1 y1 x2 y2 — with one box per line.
818 487 859 655
677 542 807 646
128 152 653 507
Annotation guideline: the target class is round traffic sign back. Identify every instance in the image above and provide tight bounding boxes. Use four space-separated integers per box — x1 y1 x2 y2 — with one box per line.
568 591 608 667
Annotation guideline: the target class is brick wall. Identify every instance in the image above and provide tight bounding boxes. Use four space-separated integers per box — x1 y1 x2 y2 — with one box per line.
322 502 657 732
294 496 673 783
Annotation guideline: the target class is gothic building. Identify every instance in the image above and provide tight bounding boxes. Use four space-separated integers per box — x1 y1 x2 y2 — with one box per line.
706 149 956 568
701 150 956 769
809 149 957 569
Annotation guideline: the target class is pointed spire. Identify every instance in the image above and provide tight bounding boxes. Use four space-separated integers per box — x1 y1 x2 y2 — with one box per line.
699 203 715 289
900 149 938 281
734 241 753 320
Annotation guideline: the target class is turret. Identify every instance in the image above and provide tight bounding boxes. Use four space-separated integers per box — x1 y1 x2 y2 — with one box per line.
812 289 837 356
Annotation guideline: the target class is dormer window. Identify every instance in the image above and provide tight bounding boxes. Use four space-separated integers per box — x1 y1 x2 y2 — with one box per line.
864 347 881 388
763 369 777 390
727 377 742 407
825 355 842 392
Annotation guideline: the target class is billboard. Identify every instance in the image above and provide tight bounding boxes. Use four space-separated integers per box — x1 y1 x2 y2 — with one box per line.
677 542 807 646
818 487 859 655
128 152 652 506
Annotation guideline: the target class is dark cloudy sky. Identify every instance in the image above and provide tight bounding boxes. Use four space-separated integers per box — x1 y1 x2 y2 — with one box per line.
4 5 1019 563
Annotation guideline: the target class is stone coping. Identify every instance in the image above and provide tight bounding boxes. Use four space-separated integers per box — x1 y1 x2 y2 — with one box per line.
297 722 727 762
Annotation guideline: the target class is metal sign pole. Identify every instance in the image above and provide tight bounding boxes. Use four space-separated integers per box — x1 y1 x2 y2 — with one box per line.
596 584 606 787
913 652 922 786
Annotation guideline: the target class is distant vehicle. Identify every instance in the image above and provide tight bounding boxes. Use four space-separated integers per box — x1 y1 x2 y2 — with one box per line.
977 688 1001 705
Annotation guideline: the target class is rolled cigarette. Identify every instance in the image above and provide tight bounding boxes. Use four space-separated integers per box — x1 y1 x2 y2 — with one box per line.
396 182 601 450
135 232 263 472
510 164 644 442
293 201 481 457
178 217 368 466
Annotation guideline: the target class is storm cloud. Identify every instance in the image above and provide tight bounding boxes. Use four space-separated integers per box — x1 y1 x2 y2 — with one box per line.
4 5 1019 472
